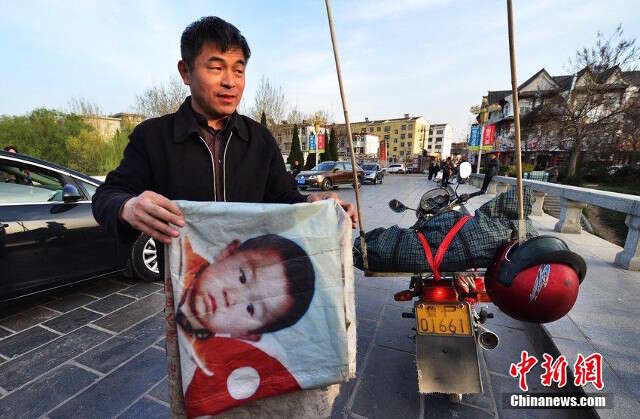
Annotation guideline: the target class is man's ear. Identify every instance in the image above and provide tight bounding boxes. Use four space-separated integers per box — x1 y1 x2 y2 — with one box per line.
214 239 241 263
177 60 191 85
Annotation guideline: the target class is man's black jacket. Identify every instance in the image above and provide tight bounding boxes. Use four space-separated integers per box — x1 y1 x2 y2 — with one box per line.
92 97 306 245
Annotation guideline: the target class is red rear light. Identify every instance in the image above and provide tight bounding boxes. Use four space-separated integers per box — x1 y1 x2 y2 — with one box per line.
422 285 458 303
474 277 492 303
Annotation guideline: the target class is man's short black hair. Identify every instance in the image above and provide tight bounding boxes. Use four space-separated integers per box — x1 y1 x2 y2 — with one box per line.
238 234 315 334
181 16 251 69
3 145 17 152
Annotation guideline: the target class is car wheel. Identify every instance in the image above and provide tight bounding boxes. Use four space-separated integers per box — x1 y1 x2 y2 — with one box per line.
379 176 383 184
372 177 377 185
322 178 333 191
131 234 161 282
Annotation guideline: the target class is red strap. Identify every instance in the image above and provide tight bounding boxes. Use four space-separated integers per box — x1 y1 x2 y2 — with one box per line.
417 215 471 280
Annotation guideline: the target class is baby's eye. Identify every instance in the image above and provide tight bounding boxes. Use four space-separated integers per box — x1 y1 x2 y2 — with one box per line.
247 303 254 316
239 269 246 284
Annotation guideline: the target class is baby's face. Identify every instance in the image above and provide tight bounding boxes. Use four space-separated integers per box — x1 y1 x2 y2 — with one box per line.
179 246 293 337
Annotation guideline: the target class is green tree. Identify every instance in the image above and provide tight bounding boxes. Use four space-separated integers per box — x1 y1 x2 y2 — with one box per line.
260 110 267 127
286 124 303 169
304 152 316 170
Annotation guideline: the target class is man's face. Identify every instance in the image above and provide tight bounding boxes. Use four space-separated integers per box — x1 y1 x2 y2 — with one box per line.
178 245 293 338
178 43 246 119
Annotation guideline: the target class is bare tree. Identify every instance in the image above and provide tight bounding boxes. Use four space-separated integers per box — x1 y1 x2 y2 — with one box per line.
305 110 332 127
531 26 640 176
571 25 640 73
249 76 286 136
621 90 640 164
286 106 304 125
136 76 189 118
69 97 103 116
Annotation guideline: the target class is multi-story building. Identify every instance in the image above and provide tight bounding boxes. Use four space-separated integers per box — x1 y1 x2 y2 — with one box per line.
276 121 329 162
331 114 430 163
481 66 640 167
82 113 144 139
426 123 454 158
450 141 469 158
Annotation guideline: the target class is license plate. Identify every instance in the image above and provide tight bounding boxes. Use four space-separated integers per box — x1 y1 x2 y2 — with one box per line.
415 302 472 336
297 178 305 185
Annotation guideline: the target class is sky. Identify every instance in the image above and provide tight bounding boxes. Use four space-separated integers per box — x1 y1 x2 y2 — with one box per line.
1 0 640 140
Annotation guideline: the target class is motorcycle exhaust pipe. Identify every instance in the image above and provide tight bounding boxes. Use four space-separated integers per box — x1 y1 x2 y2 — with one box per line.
477 327 499 350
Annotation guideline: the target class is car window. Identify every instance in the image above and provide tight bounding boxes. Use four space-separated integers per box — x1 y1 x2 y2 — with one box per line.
313 162 335 171
335 162 345 170
0 162 65 204
344 162 352 171
81 181 99 199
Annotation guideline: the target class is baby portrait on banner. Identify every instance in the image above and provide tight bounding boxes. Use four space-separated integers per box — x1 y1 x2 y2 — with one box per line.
167 200 356 417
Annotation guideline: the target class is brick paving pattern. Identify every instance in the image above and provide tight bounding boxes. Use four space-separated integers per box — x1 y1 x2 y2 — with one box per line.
0 175 596 418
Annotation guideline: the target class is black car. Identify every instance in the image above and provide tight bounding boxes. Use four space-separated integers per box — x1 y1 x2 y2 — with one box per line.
361 163 384 184
0 151 158 303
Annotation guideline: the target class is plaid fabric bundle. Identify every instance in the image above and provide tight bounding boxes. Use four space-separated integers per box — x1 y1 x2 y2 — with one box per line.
353 187 538 272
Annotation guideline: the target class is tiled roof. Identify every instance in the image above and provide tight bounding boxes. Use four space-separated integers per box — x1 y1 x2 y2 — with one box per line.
552 75 573 91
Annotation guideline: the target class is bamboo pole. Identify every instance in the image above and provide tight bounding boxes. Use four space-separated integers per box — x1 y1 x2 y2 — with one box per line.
507 0 526 241
325 0 369 270
164 252 186 418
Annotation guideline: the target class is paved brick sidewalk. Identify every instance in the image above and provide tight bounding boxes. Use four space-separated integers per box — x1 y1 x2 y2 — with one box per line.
0 278 170 418
0 175 596 418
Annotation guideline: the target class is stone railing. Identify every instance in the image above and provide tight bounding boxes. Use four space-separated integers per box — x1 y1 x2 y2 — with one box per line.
469 173 640 271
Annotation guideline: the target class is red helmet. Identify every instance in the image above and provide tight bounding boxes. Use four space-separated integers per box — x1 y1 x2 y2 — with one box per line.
485 236 586 323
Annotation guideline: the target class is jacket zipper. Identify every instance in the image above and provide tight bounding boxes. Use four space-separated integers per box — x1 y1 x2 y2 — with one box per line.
198 135 217 201
223 131 233 202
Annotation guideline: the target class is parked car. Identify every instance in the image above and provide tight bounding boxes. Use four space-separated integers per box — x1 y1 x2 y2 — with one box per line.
387 163 407 174
0 151 158 303
361 163 384 184
296 161 364 191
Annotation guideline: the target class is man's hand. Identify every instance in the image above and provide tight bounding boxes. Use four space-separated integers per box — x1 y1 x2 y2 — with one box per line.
120 191 185 244
307 192 358 229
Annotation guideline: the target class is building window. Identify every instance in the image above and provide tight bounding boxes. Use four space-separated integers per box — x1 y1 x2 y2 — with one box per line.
384 126 390 132
393 147 398 151
400 142 405 147
394 139 398 143
408 133 412 138
400 134 405 139
394 129 398 134
369 127 374 132
377 126 381 131
401 124 406 130
384 134 390 140
437 129 443 135
400 151 405 155
408 142 412 147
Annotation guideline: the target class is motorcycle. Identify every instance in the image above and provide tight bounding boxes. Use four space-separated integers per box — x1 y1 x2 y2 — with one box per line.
366 162 498 402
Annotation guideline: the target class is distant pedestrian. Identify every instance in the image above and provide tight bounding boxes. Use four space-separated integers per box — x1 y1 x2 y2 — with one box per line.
292 159 301 176
441 157 454 187
3 145 18 153
480 152 500 193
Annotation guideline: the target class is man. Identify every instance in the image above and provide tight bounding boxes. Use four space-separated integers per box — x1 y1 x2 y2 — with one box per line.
480 152 501 193
92 16 354 417
441 157 453 187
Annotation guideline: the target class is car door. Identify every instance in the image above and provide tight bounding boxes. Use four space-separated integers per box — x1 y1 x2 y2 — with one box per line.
342 162 353 184
0 157 119 299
